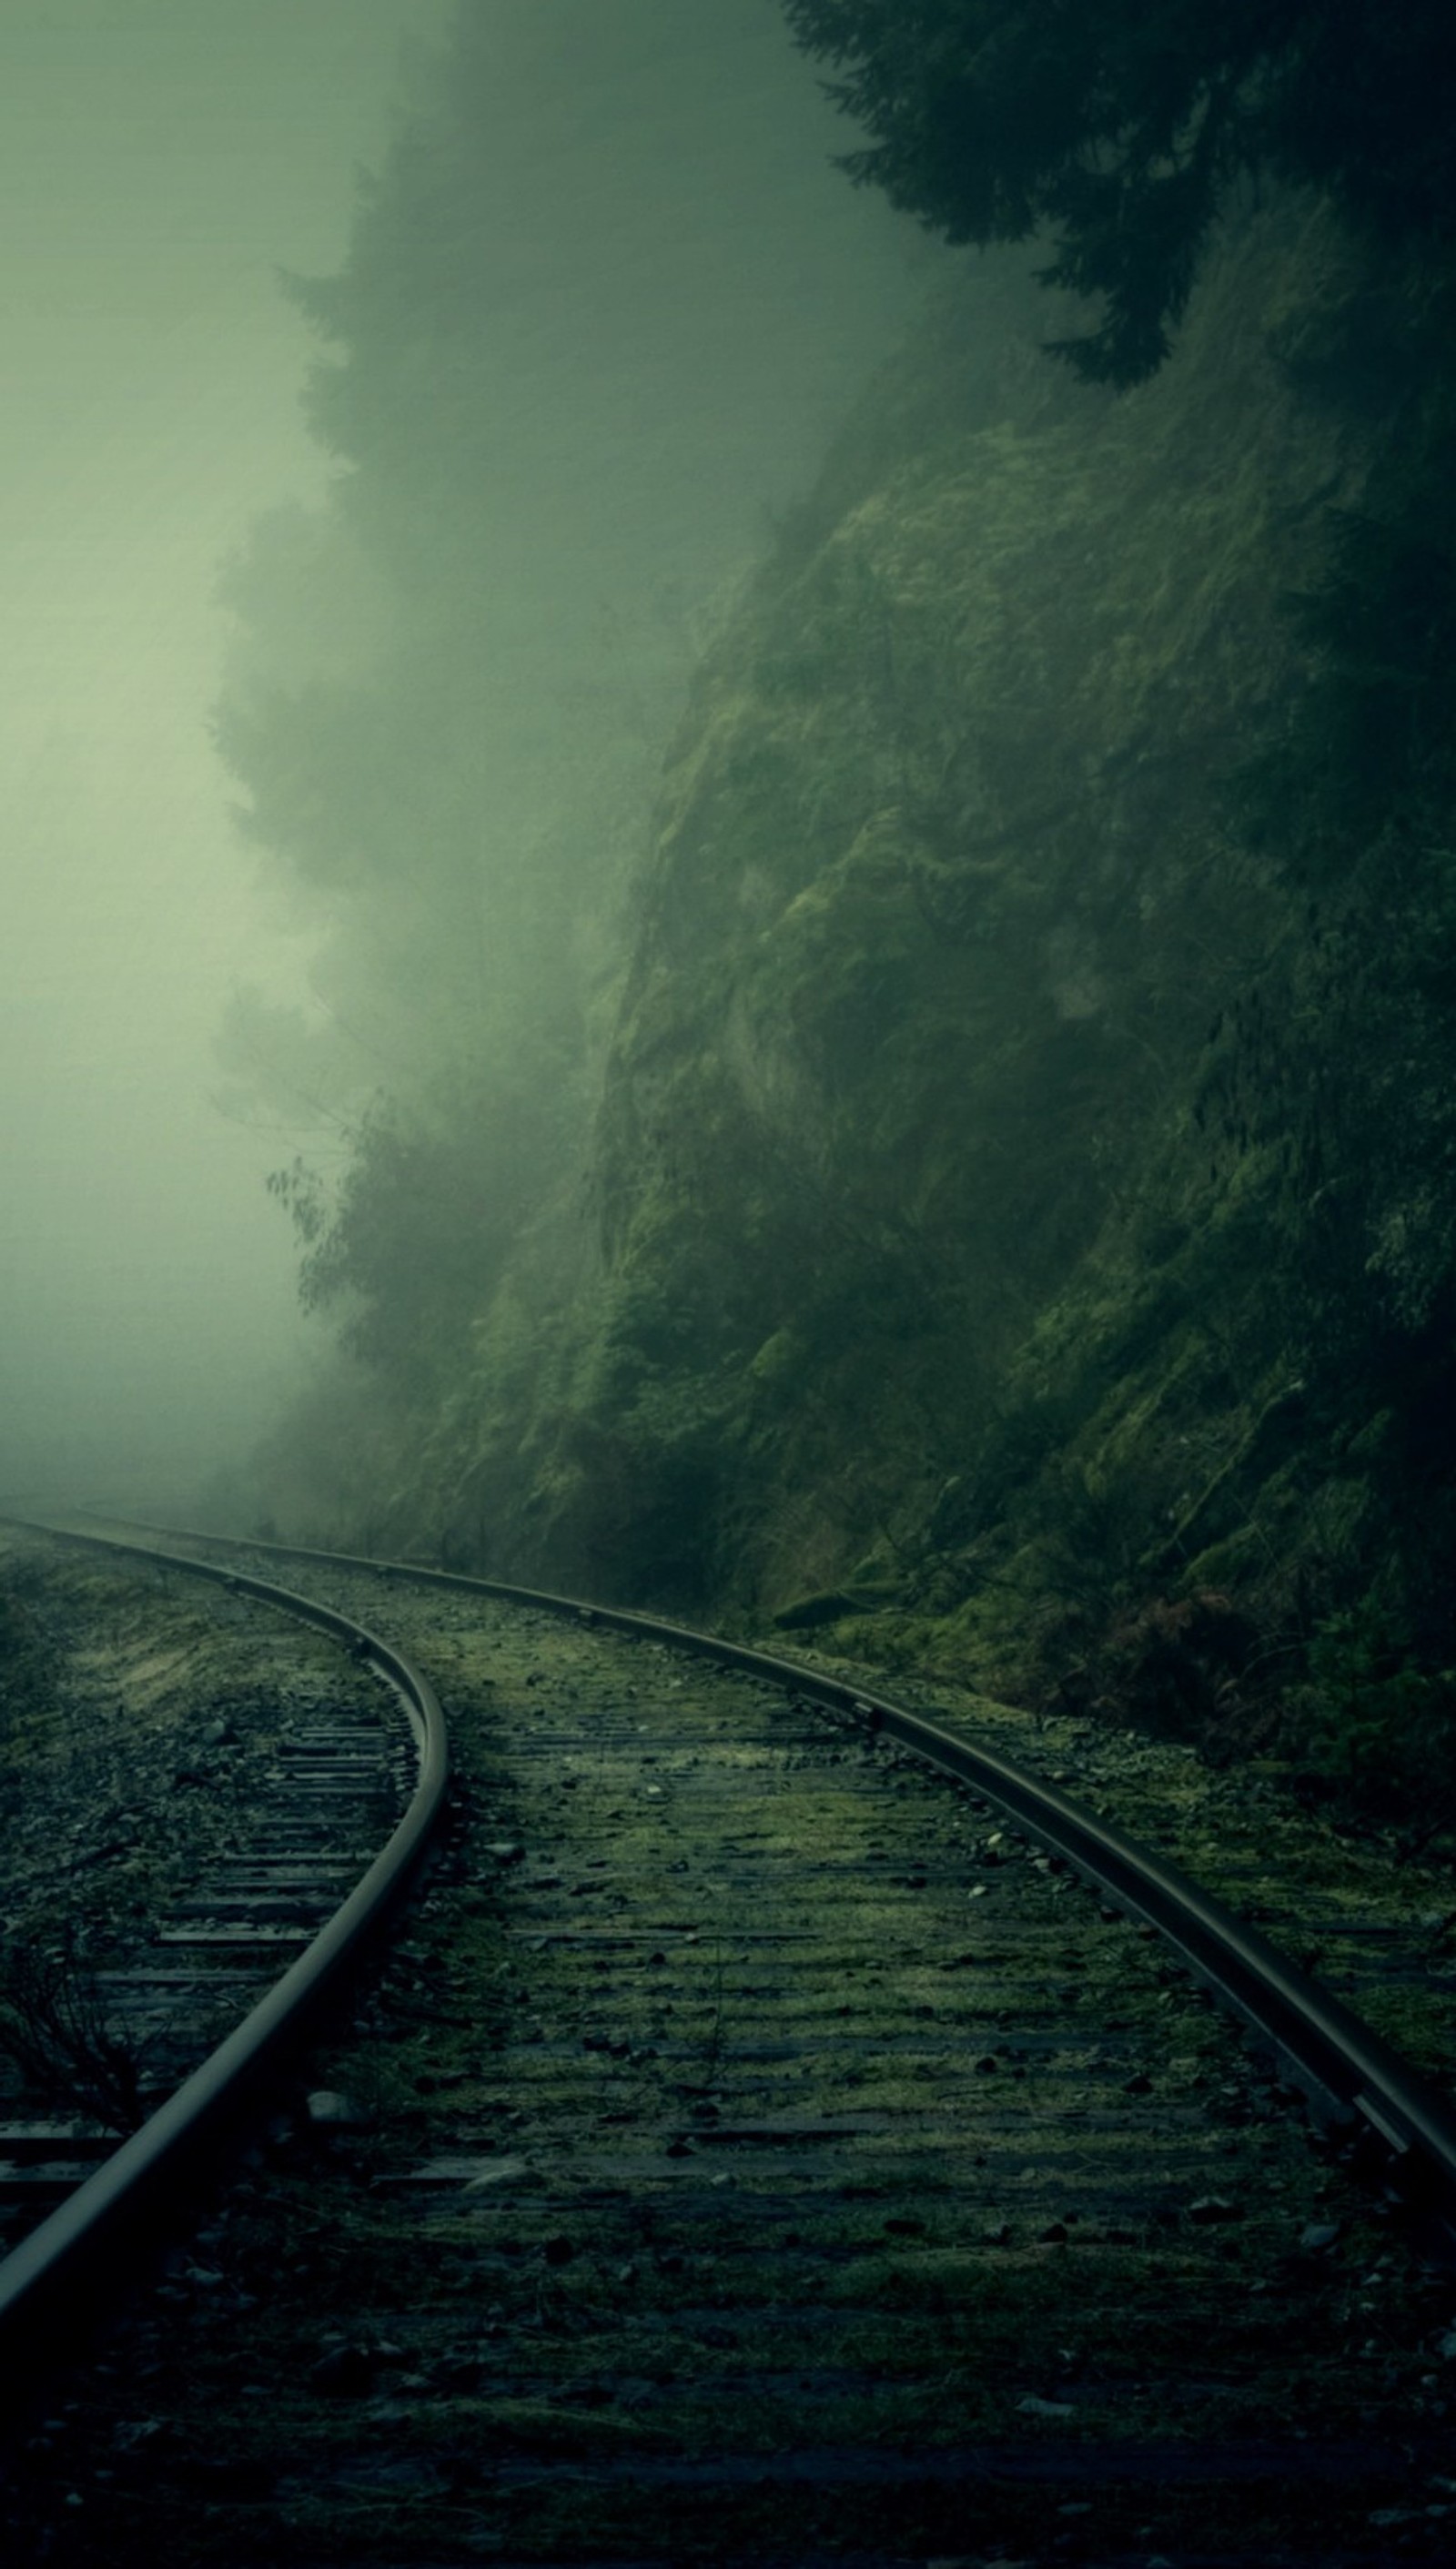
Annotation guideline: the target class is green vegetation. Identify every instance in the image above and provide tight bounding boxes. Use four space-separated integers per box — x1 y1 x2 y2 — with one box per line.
0 1556 57 1822
1292 1597 1456 1830
240 17 1456 1829
211 0 907 1496
784 0 1456 382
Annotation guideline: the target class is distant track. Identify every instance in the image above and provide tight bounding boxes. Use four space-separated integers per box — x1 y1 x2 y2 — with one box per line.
0 1520 449 2387
71 1511 1456 2236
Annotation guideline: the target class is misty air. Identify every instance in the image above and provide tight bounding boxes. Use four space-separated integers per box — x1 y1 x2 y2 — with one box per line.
4 5 1456 2564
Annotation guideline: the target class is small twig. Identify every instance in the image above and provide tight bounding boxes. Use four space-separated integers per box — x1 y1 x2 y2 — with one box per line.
0 1928 156 2133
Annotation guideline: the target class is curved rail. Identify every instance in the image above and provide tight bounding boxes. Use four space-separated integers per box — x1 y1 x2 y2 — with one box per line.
0 1522 449 2383
95 1512 1456 2229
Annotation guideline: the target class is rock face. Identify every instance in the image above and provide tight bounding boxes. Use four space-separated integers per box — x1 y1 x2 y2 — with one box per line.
573 216 1325 1580
387 197 1456 1781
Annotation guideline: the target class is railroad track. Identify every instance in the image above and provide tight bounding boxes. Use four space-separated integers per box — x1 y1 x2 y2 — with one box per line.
4 1517 1456 2566
0 1522 447 2392
63 1514 1456 2217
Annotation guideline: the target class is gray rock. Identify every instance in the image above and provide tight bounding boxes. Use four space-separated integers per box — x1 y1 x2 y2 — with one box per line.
1300 2220 1342 2251
462 2155 531 2191
305 2089 373 2131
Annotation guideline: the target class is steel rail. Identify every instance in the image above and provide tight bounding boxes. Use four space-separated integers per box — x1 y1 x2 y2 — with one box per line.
94 1512 1456 2225
0 1522 450 2385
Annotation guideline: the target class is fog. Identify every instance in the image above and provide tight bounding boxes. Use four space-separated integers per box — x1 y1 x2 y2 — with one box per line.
0 1 911 1517
0 1 456 1509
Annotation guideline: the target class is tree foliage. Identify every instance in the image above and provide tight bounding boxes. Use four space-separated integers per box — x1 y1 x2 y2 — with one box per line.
781 1 1456 379
220 2 911 1431
266 1064 571 1391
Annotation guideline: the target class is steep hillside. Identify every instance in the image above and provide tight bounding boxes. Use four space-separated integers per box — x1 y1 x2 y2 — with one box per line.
368 193 1456 1816
208 0 910 1439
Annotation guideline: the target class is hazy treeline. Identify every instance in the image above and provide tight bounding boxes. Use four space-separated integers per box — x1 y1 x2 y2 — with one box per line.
228 3 1456 1819
784 0 1456 381
215 0 909 1414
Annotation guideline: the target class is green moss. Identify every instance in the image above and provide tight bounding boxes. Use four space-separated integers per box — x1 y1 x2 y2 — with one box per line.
278 197 1456 1816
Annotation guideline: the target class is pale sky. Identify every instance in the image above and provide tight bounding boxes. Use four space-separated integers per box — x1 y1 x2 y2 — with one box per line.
0 0 915 1517
0 0 450 1504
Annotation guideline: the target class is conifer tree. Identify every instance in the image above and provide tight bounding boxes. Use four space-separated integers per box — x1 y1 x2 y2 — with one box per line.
782 1 1456 381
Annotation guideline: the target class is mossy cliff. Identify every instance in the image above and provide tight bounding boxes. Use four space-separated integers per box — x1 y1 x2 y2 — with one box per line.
350 201 1456 1800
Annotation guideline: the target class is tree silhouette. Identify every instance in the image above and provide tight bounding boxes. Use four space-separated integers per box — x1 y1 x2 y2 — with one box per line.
782 2 1456 381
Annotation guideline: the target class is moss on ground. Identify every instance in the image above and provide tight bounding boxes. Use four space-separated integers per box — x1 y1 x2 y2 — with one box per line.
9 1579 1454 2565
261 197 1456 1866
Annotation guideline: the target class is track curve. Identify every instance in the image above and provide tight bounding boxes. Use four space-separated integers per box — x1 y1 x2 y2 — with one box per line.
86 1512 1456 2234
7 1517 1456 2565
0 1522 449 2385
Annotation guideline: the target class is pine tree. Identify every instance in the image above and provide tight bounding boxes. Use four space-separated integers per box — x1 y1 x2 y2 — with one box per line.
781 2 1456 382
